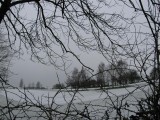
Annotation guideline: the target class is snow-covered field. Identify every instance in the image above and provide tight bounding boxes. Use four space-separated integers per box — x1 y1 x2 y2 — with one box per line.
0 87 143 105
0 82 150 119
0 82 148 105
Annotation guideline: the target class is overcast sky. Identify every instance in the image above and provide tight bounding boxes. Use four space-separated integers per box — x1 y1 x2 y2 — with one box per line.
7 3 110 88
10 51 106 88
7 1 153 89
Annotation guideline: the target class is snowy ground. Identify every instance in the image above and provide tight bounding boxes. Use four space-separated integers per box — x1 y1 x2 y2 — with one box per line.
0 82 150 119
0 82 147 104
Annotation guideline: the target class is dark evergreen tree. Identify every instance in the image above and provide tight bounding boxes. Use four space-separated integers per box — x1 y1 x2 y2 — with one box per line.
127 69 141 84
36 81 41 89
150 68 159 80
19 78 24 88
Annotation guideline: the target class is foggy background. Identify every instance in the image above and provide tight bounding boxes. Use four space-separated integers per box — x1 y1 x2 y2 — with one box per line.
10 52 106 89
7 1 149 89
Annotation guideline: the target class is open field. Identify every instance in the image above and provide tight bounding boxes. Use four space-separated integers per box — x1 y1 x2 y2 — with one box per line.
0 82 150 119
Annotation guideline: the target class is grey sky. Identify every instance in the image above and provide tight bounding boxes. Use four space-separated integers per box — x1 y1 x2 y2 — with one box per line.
7 1 152 88
10 51 106 88
10 57 58 88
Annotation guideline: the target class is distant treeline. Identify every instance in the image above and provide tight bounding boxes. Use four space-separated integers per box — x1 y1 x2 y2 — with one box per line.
19 80 46 89
65 60 144 89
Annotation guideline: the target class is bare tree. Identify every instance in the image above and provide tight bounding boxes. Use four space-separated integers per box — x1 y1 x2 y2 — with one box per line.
0 0 160 120
96 62 106 88
0 29 12 88
116 60 128 85
71 67 80 88
67 67 90 88
0 0 124 71
121 1 160 119
79 67 90 88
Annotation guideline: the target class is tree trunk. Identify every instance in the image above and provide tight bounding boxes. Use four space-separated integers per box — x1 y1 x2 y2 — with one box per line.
0 0 11 23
